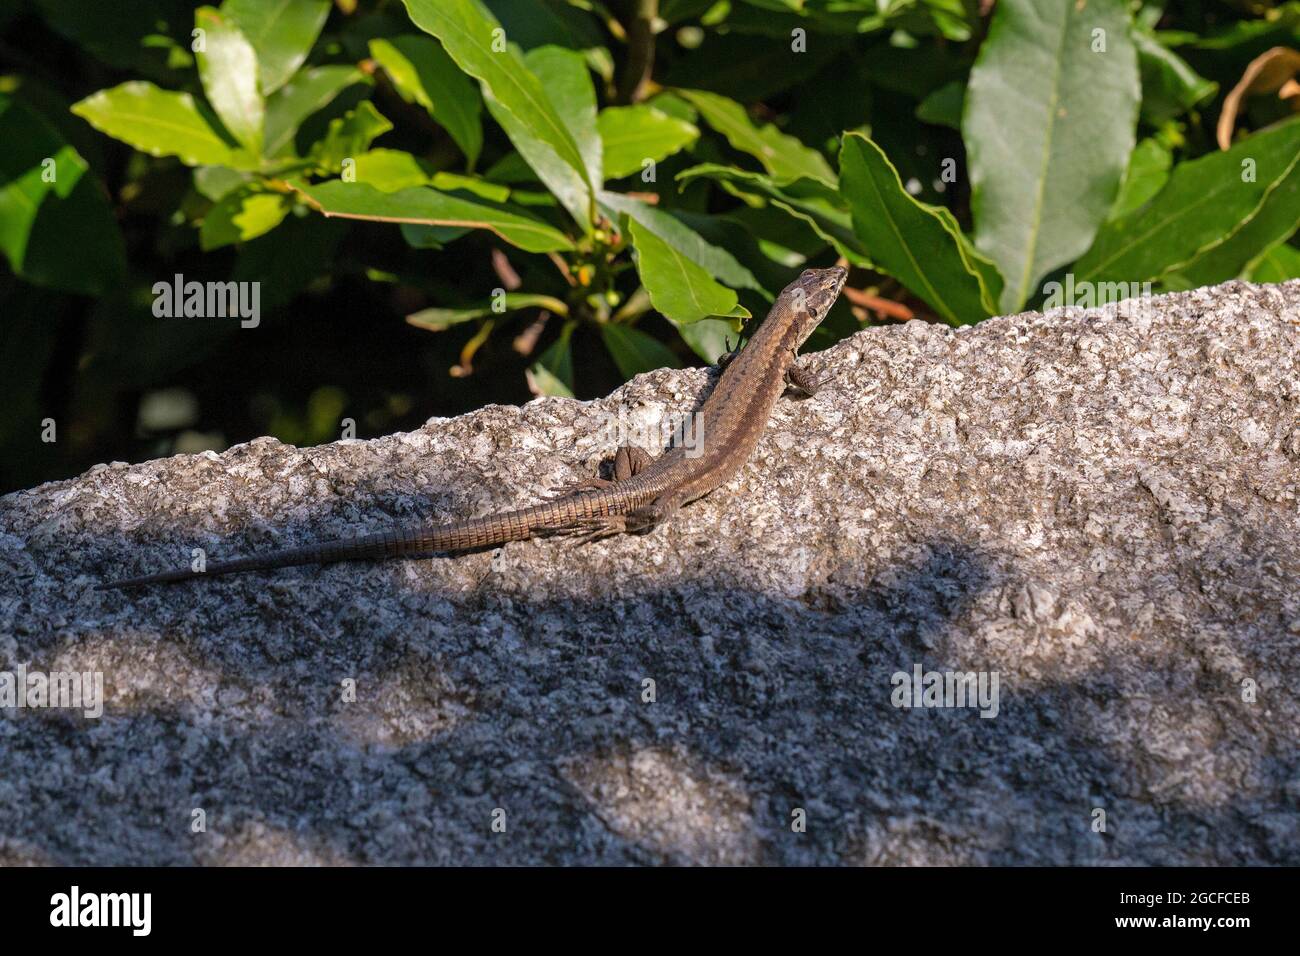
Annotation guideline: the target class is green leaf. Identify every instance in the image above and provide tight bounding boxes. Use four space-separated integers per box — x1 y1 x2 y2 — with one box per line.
668 316 735 363
429 172 510 203
675 164 871 266
839 132 1000 325
484 94 591 227
525 46 602 190
668 211 793 299
600 323 683 378
1108 138 1172 222
965 0 1139 311
71 81 251 168
352 148 434 191
193 164 249 201
399 0 594 222
529 319 576 397
479 0 611 61
1075 118 1300 285
368 36 483 168
597 105 699 180
195 6 264 155
298 179 573 253
263 65 368 158
351 154 515 199
1161 146 1300 289
200 185 292 249
407 292 567 331
472 45 602 227
915 0 978 42
0 92 125 294
399 223 471 250
600 191 764 293
674 88 837 186
628 218 747 324
647 91 697 123
1245 242 1300 283
725 203 828 263
308 101 392 172
915 80 964 130
482 151 539 184
223 0 330 94
1133 29 1218 126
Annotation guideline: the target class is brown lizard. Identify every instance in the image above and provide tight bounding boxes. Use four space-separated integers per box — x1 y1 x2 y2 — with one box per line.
96 266 847 589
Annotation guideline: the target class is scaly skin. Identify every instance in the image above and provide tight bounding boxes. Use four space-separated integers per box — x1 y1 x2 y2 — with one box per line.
96 266 848 589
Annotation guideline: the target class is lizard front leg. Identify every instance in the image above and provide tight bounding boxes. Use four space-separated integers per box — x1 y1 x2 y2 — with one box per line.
716 338 740 370
784 361 827 397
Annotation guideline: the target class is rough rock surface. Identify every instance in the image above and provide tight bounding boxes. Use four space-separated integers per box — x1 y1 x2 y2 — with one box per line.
2 280 1298 866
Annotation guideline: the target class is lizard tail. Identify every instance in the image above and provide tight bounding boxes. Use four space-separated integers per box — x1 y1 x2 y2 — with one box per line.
93 531 406 590
93 504 567 590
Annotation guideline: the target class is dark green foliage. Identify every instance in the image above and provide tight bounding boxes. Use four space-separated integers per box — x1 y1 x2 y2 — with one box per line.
2 0 1299 491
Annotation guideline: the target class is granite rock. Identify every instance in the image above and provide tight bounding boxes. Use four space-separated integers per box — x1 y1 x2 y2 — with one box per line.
1 280 1298 865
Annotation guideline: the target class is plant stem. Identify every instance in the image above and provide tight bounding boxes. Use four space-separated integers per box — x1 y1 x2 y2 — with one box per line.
616 0 658 104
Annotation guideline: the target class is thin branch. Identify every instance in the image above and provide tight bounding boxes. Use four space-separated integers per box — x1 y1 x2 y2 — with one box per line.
616 0 658 104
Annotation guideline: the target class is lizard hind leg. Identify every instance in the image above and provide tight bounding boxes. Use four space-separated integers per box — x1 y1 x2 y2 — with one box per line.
623 493 684 534
541 514 628 546
543 476 613 500
543 489 680 547
545 443 653 500
612 443 653 480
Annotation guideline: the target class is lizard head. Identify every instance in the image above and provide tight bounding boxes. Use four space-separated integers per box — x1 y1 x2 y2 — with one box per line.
782 266 848 346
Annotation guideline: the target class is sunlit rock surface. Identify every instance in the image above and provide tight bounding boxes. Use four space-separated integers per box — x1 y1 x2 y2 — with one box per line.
2 280 1297 864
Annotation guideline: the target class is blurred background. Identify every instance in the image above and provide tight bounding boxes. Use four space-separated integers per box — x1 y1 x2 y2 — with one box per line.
2 0 1298 494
